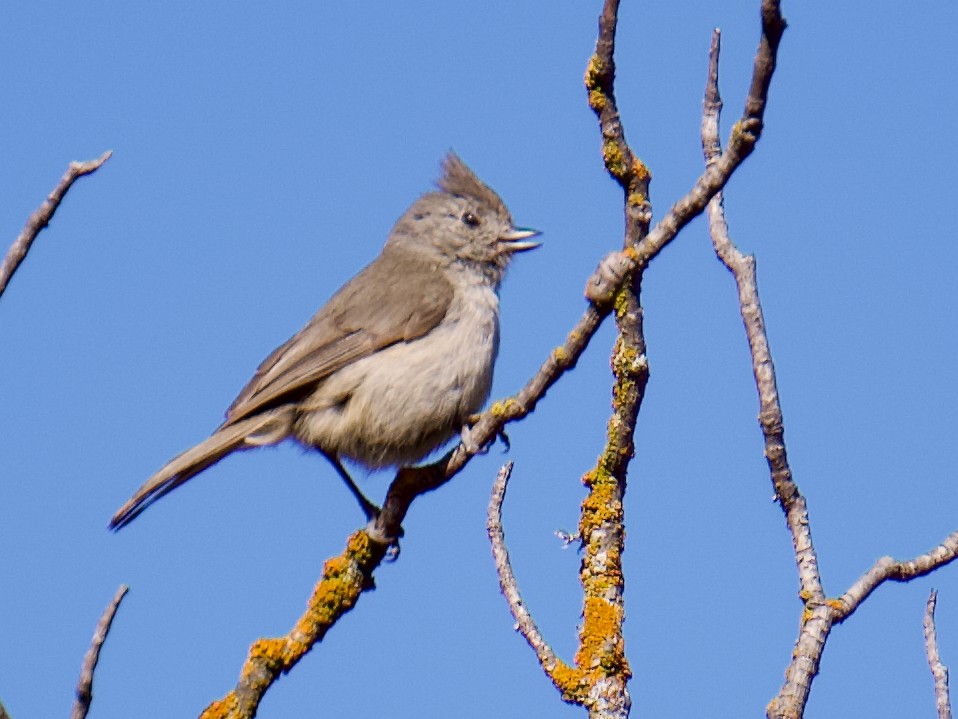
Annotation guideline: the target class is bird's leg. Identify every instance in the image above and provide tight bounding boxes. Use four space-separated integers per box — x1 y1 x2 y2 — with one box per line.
320 451 380 521
461 414 510 454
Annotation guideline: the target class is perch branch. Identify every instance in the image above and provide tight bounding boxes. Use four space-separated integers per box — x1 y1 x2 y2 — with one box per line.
0 151 112 299
71 585 129 719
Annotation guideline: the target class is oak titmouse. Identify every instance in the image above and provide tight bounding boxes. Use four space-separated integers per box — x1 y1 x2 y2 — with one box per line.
110 153 539 529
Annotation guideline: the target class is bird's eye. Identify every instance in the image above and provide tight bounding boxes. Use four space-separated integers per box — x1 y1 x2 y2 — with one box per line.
461 211 481 228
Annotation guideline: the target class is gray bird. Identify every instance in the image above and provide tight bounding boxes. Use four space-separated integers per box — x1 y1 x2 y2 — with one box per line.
110 153 539 529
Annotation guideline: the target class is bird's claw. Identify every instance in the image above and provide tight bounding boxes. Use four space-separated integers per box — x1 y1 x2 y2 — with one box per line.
461 419 511 455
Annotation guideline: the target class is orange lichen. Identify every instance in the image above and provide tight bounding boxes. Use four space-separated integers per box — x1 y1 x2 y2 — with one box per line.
199 530 379 719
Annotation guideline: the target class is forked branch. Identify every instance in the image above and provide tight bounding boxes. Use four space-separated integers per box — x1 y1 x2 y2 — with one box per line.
702 26 958 719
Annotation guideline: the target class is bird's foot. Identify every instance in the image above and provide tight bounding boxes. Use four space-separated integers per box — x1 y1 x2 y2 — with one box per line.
461 416 511 455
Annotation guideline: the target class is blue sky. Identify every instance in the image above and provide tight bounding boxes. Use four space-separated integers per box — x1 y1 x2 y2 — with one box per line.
2 2 957 717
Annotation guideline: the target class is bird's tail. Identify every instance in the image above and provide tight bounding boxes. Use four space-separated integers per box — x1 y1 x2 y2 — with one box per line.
109 413 283 530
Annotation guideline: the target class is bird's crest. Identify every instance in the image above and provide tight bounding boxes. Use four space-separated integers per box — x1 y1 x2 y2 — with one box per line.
437 152 506 215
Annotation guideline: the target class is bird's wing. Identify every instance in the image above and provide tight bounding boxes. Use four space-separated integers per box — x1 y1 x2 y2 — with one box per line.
224 250 454 425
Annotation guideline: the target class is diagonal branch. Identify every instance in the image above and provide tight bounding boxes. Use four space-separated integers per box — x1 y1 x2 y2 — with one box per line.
71 585 129 719
0 150 112 299
200 532 388 718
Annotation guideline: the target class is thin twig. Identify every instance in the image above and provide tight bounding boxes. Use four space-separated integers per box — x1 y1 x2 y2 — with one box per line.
71 584 129 719
638 0 785 266
925 590 953 719
834 533 958 621
487 462 567 677
0 150 112 299
700 25 830 719
702 26 821 603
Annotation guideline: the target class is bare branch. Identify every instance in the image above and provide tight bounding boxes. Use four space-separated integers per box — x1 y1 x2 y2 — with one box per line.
702 27 821 603
700 26 831 719
0 151 112 299
487 463 570 681
71 584 129 719
702 23 958 719
833 532 958 621
925 590 953 719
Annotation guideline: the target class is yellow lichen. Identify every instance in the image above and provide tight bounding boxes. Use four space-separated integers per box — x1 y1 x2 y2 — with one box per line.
584 54 605 90
588 89 607 113
602 141 628 180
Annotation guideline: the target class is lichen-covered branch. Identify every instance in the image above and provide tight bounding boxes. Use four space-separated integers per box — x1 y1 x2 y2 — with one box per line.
925 590 953 719
71 585 129 719
0 151 112 299
584 0 652 244
200 532 387 718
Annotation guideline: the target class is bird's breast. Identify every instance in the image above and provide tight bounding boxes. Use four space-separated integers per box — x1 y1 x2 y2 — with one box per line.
294 280 501 467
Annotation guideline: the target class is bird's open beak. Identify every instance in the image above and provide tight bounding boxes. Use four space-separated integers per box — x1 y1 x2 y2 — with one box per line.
498 227 542 253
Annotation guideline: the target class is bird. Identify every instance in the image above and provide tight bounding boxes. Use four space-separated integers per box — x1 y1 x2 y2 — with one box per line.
110 153 539 529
